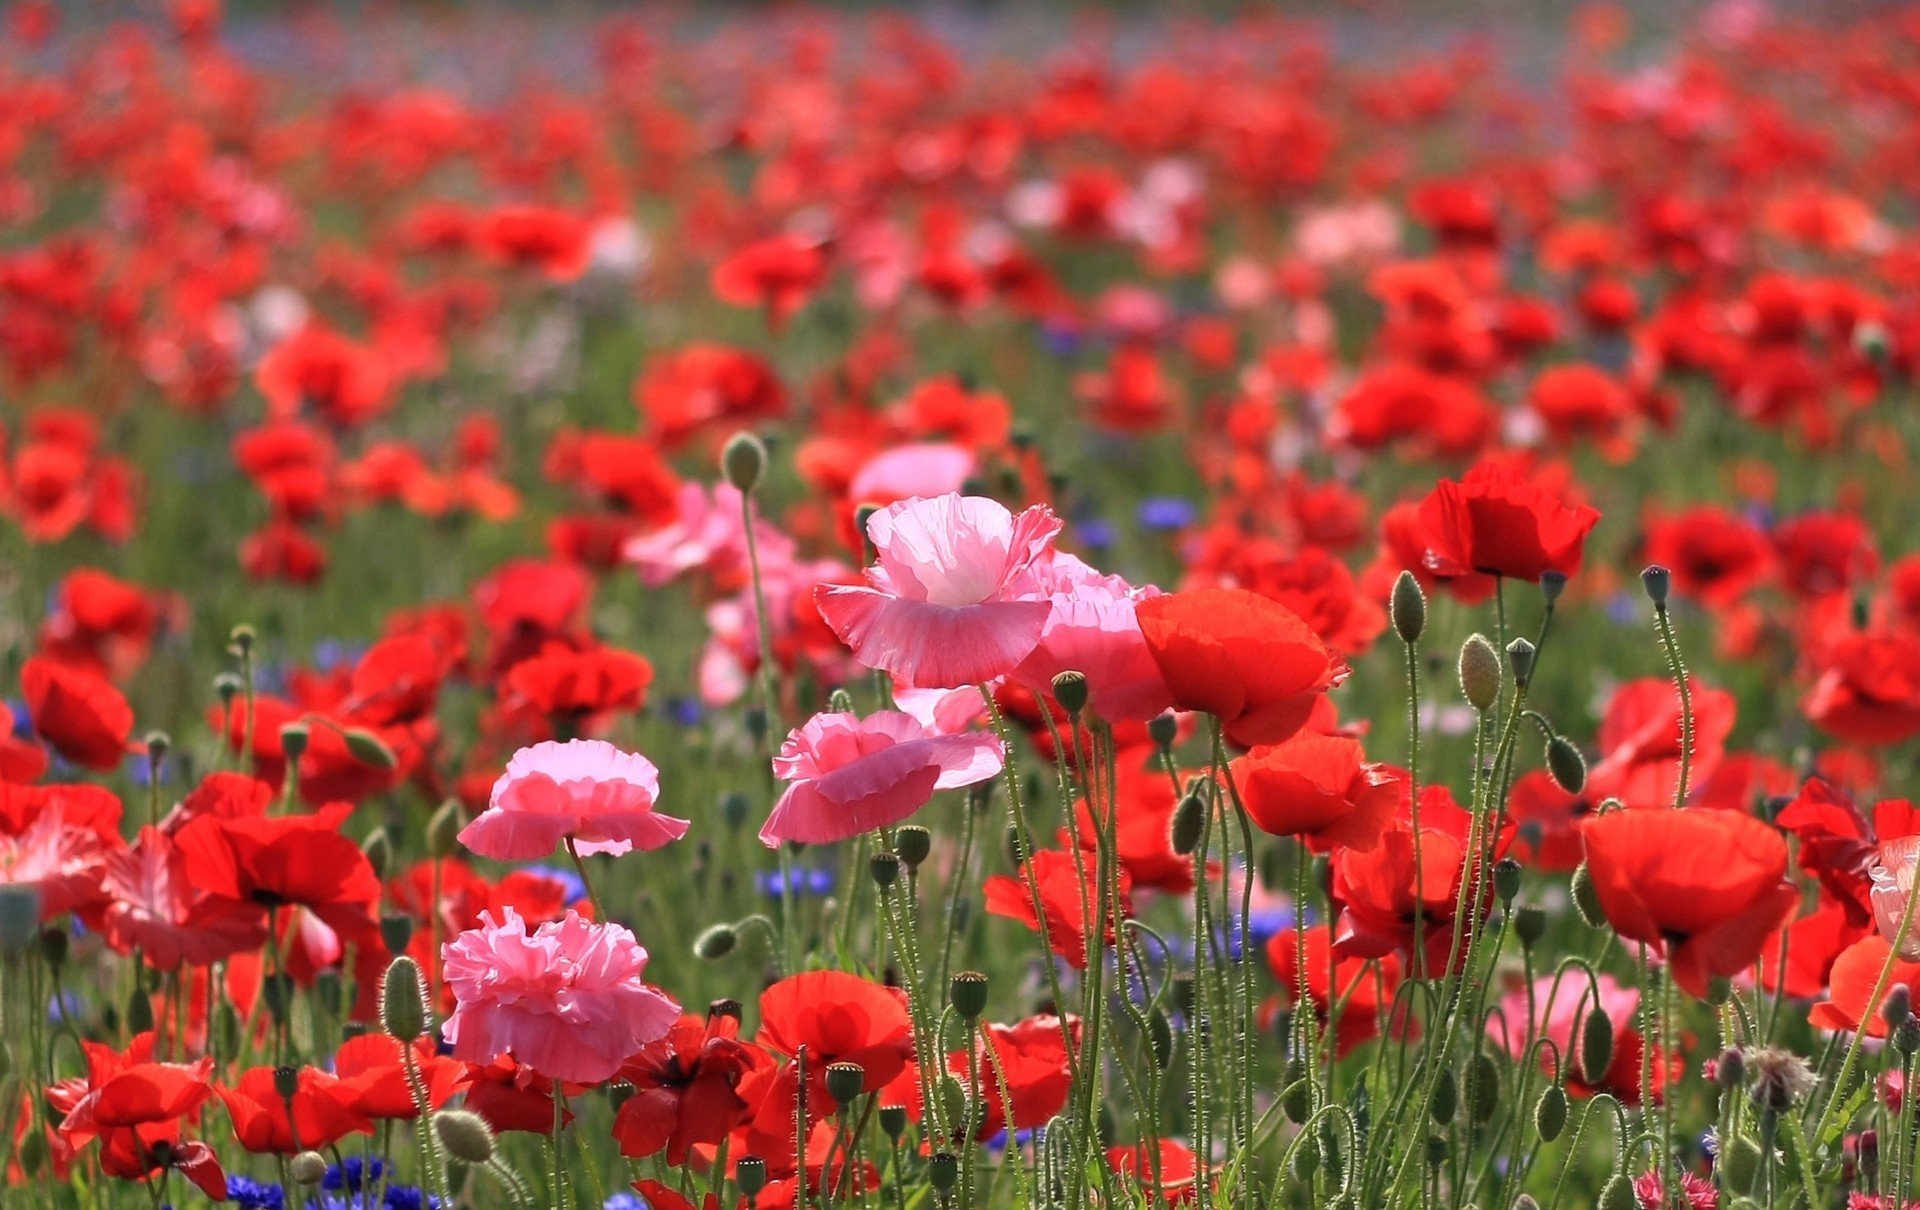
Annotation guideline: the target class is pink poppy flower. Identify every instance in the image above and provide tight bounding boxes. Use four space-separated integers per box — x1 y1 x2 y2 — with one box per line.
816 494 1061 689
442 907 680 1084
1012 553 1173 723
459 739 689 861
760 711 1005 847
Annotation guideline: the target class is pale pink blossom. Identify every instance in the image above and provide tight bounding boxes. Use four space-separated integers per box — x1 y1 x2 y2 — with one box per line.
760 710 1005 846
99 827 266 969
624 482 792 588
442 907 679 1083
816 493 1061 689
846 444 975 508
1012 552 1172 723
460 739 688 860
1872 836 1920 959
0 807 108 920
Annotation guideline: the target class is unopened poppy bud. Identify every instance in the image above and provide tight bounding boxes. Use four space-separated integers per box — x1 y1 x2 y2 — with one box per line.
1471 1051 1500 1122
1493 858 1521 904
1704 974 1733 1006
1641 565 1672 608
1715 1047 1746 1088
0 885 40 954
1858 1129 1882 1174
1514 906 1546 948
722 432 767 493
1884 983 1913 1032
928 1151 959 1192
951 971 989 1020
744 707 769 745
737 1156 769 1196
229 624 256 654
1290 1136 1318 1182
694 923 738 960
381 955 428 1041
427 799 461 859
1424 1135 1447 1168
16 1130 44 1177
1546 735 1586 793
1147 712 1178 751
145 729 171 763
127 987 154 1034
344 728 397 769
291 1150 328 1185
1598 1173 1635 1210
1281 1058 1312 1123
895 826 932 871
39 925 66 971
1579 1006 1614 1084
1506 637 1536 688
1534 1086 1567 1142
1391 571 1426 643
1723 1136 1762 1193
273 1065 301 1101
280 723 310 764
1170 790 1206 855
1430 1067 1457 1124
435 1109 495 1165
825 1062 867 1107
1459 634 1502 710
215 672 242 705
720 791 751 830
1571 863 1606 928
871 851 901 888
1051 670 1089 718
1540 570 1567 604
362 829 394 881
1898 1017 1920 1055
879 1104 908 1140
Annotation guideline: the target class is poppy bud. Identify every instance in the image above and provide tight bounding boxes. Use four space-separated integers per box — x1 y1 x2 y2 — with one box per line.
1470 1051 1500 1122
229 624 257 654
1570 863 1606 928
938 1074 967 1130
1290 1136 1318 1183
895 826 932 871
435 1109 495 1165
127 987 154 1035
1598 1173 1635 1210
871 851 901 888
1722 1136 1762 1193
720 791 751 830
273 1065 301 1101
362 829 394 881
1493 858 1521 904
0 886 40 954
1170 790 1207 856
1704 975 1733 1006
950 971 989 1021
280 722 310 764
1534 1086 1567 1142
1051 670 1089 718
1641 564 1671 606
1459 634 1502 711
1898 1017 1920 1056
381 955 428 1041
1506 637 1536 689
1885 983 1913 1033
1391 571 1426 643
215 672 242 705
879 1104 908 1140
344 727 397 769
16 1131 45 1178
39 926 66 971
744 707 769 745
1147 712 1178 751
427 799 461 859
928 1151 959 1193
144 729 171 764
693 923 738 960
1545 735 1586 793
827 690 856 716
1430 1067 1457 1125
825 1062 867 1107
1540 571 1567 604
1715 1047 1745 1088
1579 1006 1614 1085
737 1156 769 1197
722 432 767 493
1147 1008 1174 1069
1514 906 1546 949
291 1151 327 1185
1424 1136 1447 1169
1513 1198 1542 1210
1858 1129 1881 1176
1281 1058 1312 1123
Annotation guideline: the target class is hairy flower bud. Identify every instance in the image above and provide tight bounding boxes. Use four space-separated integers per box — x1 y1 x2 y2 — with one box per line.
380 955 428 1041
435 1109 495 1165
722 432 767 493
1391 571 1426 643
1459 634 1502 710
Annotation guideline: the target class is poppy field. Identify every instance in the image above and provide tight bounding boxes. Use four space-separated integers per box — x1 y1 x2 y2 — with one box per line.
13 2 1920 1207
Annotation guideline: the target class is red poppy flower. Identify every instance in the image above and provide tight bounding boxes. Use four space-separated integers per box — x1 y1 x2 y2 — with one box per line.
477 204 593 281
255 326 394 427
334 1034 469 1119
98 826 267 969
1587 677 1735 810
218 1065 373 1153
1106 1138 1203 1205
503 642 653 725
172 802 381 945
743 971 914 1148
1641 506 1774 607
1071 746 1193 893
462 1057 574 1135
1136 588 1348 747
713 233 829 329
612 1009 771 1165
1265 924 1407 1056
1811 934 1920 1038
1416 460 1601 583
1580 809 1799 998
47 1034 223 1197
21 656 133 770
634 344 788 451
984 846 1133 970
1233 732 1399 852
1804 630 1920 747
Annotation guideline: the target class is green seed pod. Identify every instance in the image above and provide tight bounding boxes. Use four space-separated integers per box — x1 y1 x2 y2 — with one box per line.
1540 571 1567 604
722 432 767 493
1493 858 1522 905
1546 735 1587 794
895 826 932 871
693 923 738 960
1579 1005 1615 1085
1459 634 1502 711
291 1150 328 1185
1391 570 1426 643
870 851 901 888
1147 712 1178 751
229 624 257 654
950 971 989 1021
1506 637 1536 689
1571 862 1606 928
1471 1051 1500 1122
39 925 67 971
1051 670 1089 718
280 723 310 765
879 1104 908 1141
1534 1085 1567 1142
343 728 397 769
381 955 428 1041
928 1150 959 1193
1514 906 1547 949
825 1062 867 1107
737 1155 770 1197
1641 564 1671 606
273 1065 301 1100
214 671 242 706
719 791 751 830
1430 1066 1457 1125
